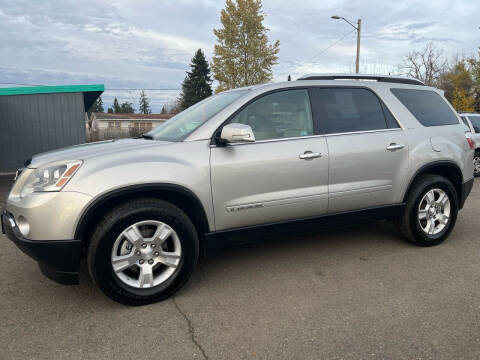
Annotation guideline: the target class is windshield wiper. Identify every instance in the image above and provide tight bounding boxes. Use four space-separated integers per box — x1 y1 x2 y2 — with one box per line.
138 134 154 140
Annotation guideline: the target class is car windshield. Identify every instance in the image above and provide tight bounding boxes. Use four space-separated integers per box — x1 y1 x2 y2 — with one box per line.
147 90 247 141
468 116 480 133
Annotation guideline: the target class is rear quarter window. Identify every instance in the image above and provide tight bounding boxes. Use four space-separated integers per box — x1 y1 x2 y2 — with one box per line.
391 89 459 127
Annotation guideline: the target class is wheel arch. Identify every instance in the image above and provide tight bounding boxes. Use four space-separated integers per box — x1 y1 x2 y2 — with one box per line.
75 183 211 253
403 160 464 207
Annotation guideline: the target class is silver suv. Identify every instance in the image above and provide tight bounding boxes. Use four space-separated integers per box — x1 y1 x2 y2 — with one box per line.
2 74 475 305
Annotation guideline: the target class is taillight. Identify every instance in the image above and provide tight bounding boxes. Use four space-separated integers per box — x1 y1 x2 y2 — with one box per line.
466 133 475 150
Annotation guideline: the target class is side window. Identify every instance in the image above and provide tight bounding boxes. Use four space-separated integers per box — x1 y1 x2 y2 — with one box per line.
468 116 480 133
228 89 313 141
311 88 388 134
391 89 458 126
382 102 400 129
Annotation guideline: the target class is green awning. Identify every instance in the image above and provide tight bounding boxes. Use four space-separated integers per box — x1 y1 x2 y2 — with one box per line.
0 84 104 111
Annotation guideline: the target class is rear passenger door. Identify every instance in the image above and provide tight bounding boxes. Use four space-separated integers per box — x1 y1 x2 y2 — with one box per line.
310 87 408 213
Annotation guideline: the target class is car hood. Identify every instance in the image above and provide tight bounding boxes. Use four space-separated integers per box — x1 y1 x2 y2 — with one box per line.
28 138 172 168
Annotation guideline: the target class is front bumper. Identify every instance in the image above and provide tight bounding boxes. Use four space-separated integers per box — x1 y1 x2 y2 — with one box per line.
1 210 81 285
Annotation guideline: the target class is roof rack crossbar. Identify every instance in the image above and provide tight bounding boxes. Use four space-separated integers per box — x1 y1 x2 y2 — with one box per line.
297 74 425 86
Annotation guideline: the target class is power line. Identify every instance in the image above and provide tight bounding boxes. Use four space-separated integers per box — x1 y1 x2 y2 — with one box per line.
0 82 44 86
304 29 356 63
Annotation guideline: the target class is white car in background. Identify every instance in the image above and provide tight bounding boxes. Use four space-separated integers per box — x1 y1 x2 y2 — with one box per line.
459 113 480 177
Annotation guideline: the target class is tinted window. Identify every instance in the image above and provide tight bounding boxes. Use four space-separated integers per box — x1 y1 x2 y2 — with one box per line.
382 102 400 129
468 116 480 133
391 89 458 127
311 88 388 134
228 89 313 141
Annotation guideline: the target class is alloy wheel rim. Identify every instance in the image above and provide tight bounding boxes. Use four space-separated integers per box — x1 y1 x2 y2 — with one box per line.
474 156 480 175
111 220 182 289
418 188 451 236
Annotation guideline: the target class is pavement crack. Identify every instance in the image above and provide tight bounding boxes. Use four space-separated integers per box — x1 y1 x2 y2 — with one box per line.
172 296 209 360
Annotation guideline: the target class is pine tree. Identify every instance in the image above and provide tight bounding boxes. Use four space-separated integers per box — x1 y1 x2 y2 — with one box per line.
87 96 104 117
179 49 213 110
138 90 152 114
93 96 104 112
160 105 167 114
212 0 280 92
107 107 113 113
113 98 121 113
120 102 135 114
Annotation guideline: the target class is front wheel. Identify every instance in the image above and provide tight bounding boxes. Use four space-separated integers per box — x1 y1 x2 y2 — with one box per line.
474 152 480 177
396 174 458 246
87 198 199 305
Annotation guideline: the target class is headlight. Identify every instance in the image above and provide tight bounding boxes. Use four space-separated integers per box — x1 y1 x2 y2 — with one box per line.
20 160 82 197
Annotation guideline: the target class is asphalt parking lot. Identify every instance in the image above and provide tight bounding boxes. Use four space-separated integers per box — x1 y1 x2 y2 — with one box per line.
1 177 480 360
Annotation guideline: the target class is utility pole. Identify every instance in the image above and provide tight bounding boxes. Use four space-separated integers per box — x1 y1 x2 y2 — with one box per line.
355 19 361 74
331 16 362 73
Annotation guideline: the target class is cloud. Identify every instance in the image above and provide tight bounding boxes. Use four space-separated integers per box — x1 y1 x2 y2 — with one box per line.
0 0 479 112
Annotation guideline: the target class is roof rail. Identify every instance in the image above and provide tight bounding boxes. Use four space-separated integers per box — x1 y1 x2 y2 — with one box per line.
297 73 425 86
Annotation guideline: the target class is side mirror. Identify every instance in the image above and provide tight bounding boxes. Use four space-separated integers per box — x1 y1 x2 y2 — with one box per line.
220 123 255 143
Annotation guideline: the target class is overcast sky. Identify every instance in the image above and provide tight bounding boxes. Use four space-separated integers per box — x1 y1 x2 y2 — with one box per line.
0 0 479 112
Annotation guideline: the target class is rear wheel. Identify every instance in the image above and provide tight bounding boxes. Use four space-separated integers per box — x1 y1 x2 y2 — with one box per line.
87 198 199 305
474 152 480 177
396 174 458 246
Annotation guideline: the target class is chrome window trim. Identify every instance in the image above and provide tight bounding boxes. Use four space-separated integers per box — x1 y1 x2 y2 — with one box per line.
325 127 403 137
209 128 404 147
203 85 407 145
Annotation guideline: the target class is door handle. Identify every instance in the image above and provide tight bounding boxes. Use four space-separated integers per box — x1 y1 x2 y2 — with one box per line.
299 151 322 160
386 143 405 151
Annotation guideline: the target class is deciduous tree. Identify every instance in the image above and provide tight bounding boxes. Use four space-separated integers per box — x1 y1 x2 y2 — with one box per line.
438 58 475 108
212 0 280 92
468 52 480 111
451 86 475 112
403 42 445 86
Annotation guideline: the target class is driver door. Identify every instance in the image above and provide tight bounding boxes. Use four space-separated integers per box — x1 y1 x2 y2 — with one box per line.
210 88 330 231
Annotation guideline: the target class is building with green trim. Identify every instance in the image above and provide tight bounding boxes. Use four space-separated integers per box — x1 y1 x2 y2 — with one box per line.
0 84 103 173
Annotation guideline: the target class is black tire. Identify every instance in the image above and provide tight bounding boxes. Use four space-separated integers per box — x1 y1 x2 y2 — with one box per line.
474 151 480 178
396 174 458 246
87 198 199 306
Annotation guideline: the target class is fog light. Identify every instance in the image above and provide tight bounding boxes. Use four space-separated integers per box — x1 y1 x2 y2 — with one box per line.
17 216 30 237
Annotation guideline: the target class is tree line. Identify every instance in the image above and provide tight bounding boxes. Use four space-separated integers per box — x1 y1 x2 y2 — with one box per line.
91 0 479 116
403 42 480 112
